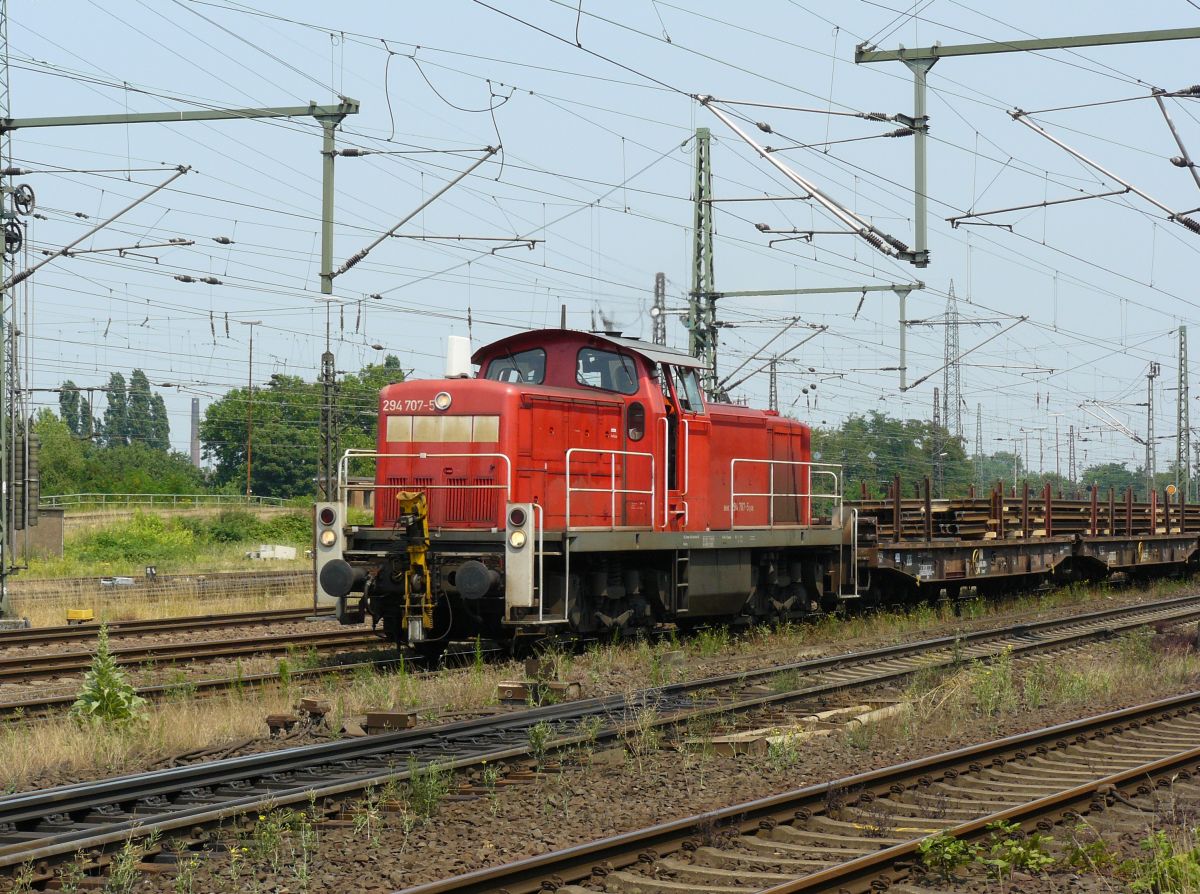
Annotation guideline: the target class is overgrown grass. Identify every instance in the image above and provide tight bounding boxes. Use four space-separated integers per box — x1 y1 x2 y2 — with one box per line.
9 509 315 623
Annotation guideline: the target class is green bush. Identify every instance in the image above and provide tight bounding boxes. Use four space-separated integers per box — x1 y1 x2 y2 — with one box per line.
206 509 265 544
259 512 311 543
73 512 197 564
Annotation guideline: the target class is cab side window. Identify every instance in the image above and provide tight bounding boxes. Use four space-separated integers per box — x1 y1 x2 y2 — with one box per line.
673 366 706 413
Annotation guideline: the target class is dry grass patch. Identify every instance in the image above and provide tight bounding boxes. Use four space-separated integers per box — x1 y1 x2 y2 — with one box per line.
882 627 1200 749
0 655 523 791
10 581 312 628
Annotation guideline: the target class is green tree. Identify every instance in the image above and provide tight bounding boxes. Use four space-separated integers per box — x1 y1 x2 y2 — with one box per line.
148 393 170 451
102 372 128 448
34 410 87 496
1081 462 1140 499
200 358 404 499
811 411 971 499
59 382 81 436
976 450 1022 490
33 410 203 497
126 369 153 447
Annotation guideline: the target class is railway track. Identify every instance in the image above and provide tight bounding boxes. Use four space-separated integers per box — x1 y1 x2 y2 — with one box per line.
6 569 309 600
409 692 1200 894
0 606 332 648
0 625 381 685
0 592 1198 871
0 642 507 721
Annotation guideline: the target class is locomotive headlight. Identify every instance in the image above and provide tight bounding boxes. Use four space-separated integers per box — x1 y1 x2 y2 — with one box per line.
319 530 337 548
433 391 452 411
508 530 527 549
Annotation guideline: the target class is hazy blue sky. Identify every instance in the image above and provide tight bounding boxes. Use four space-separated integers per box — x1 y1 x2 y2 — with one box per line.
11 2 1200 476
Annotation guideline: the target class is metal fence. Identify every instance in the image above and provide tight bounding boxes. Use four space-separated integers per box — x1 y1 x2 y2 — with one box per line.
41 493 288 510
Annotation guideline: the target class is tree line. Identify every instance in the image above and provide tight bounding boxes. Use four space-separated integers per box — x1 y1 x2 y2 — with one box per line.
37 356 405 499
814 410 1178 502
58 370 170 451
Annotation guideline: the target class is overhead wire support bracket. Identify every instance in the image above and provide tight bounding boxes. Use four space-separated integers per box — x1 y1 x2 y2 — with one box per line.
1079 400 1147 446
700 96 901 122
855 28 1200 63
332 146 498 278
721 325 828 394
52 238 196 260
0 99 361 132
1153 89 1200 194
903 316 1028 391
4 166 190 290
855 27 1200 269
697 96 923 266
1010 110 1200 235
946 188 1131 228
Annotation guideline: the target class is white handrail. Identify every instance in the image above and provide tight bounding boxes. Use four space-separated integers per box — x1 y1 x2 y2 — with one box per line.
659 416 670 523
680 418 690 497
729 457 843 529
564 447 656 531
338 449 513 507
842 506 859 597
532 501 549 622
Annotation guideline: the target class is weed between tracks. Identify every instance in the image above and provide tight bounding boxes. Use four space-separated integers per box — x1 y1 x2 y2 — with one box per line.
0 578 1191 792
886 625 1200 750
0 655 508 792
917 790 1200 890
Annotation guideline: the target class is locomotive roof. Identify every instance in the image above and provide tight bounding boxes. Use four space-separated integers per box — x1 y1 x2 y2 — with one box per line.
473 328 704 369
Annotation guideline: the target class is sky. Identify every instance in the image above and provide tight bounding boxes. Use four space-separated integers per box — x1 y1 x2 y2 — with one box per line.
10 1 1200 480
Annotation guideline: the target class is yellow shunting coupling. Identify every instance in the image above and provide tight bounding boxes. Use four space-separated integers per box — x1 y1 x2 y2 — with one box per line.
394 491 432 639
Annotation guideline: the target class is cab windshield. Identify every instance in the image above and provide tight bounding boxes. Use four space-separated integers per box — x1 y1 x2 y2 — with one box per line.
484 348 546 384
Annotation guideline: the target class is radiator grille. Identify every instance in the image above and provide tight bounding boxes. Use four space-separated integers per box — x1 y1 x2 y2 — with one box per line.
381 476 433 526
382 475 495 526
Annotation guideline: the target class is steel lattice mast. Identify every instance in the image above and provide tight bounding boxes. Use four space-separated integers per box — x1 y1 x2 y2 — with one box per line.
1179 326 1190 502
688 128 720 398
943 283 962 442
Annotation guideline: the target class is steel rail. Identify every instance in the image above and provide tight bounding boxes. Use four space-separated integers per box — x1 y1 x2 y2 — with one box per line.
0 644 503 721
0 627 382 683
6 567 308 594
405 690 1200 894
0 593 1197 868
0 606 332 647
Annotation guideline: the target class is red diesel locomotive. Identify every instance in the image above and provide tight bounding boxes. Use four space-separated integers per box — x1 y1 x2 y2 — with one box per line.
315 327 854 653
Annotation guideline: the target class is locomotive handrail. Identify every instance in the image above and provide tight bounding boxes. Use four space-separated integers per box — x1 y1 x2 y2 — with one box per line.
657 416 691 524
532 502 552 624
681 418 691 498
728 457 842 530
337 449 513 507
564 447 656 532
842 506 860 598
